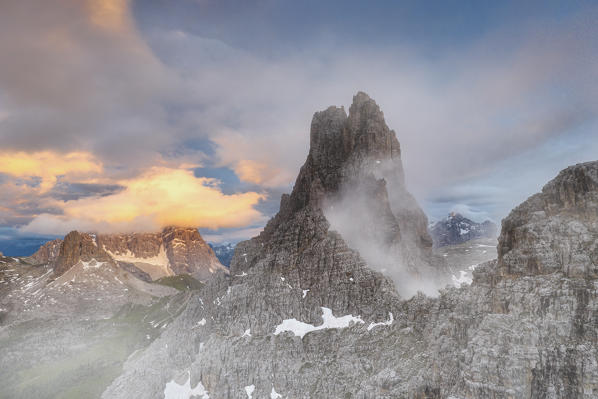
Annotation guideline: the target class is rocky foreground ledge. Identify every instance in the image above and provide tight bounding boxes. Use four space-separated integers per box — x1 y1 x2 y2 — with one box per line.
103 93 598 399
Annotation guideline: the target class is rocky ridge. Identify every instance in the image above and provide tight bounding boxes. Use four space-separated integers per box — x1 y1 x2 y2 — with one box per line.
24 238 62 265
28 227 226 281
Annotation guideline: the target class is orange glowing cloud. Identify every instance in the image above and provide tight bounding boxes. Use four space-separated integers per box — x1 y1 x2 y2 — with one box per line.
212 132 297 188
0 151 103 192
234 159 278 186
20 167 266 234
87 0 130 32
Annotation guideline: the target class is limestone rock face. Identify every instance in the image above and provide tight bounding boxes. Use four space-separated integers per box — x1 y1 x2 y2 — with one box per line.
162 226 224 280
498 161 598 278
98 232 162 259
98 227 226 281
26 238 63 265
53 232 112 276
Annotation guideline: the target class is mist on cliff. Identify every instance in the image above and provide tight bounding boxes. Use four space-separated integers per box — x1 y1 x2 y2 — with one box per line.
324 160 445 298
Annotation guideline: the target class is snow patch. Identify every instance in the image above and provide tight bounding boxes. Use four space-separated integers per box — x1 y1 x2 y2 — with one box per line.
164 372 209 399
245 385 255 398
82 260 105 270
274 307 363 338
452 264 479 287
270 387 282 399
105 245 171 275
367 312 394 331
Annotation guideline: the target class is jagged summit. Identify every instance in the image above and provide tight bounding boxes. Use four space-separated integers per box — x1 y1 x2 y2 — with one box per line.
253 92 445 294
232 92 446 300
283 92 403 214
54 231 111 276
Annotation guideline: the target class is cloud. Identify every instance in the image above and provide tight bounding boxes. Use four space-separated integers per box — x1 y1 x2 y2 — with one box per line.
0 0 596 237
20 167 266 235
0 0 180 170
0 151 102 192
143 7 597 214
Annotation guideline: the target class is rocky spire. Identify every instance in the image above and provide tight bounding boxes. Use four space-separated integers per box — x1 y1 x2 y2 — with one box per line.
282 92 404 214
233 92 446 297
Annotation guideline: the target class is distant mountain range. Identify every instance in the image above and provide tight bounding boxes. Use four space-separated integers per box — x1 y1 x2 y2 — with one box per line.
27 226 226 282
429 212 497 247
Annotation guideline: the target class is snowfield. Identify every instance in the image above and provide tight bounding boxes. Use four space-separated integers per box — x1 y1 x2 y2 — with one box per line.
273 307 364 338
164 372 209 399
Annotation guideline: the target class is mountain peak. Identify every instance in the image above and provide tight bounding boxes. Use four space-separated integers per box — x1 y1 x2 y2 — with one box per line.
236 92 446 296
285 92 404 216
430 213 497 247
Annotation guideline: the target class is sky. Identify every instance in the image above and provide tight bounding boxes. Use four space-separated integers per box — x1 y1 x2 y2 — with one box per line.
0 0 597 255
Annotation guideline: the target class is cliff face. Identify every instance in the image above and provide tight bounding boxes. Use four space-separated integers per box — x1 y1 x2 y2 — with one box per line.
161 226 224 279
98 227 225 281
54 232 111 276
498 161 598 278
103 96 598 399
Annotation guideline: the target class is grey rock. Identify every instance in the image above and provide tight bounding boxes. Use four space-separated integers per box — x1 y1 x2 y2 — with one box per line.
498 161 598 278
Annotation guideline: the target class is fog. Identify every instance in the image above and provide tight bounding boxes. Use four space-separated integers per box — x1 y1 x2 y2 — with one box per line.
324 158 448 298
